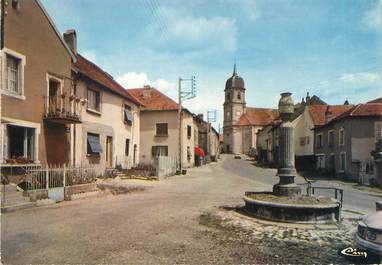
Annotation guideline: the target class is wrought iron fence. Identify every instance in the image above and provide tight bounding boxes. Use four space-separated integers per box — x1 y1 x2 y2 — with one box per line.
8 164 104 191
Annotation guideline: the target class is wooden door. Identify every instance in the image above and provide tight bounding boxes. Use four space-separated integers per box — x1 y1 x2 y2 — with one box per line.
106 136 113 168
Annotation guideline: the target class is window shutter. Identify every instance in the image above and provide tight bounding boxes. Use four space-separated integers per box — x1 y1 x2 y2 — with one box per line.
2 125 8 161
17 60 22 95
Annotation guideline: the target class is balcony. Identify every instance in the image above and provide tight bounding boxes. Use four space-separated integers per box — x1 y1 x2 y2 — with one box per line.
43 94 82 124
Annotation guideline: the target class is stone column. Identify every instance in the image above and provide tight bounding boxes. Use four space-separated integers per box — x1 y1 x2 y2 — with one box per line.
273 92 301 196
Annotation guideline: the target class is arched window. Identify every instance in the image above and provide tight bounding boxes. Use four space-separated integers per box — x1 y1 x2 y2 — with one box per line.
237 92 241 100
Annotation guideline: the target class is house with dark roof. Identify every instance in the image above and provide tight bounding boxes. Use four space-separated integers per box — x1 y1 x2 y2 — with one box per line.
129 86 196 168
63 30 142 170
223 65 278 154
1 0 79 165
314 102 382 184
255 93 346 169
290 103 352 170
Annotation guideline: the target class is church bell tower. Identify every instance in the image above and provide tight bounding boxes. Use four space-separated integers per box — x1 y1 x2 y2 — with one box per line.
223 64 246 153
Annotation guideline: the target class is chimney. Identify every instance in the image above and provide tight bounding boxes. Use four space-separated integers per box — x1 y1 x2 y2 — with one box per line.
325 105 333 124
142 85 151 98
63 29 77 54
197 114 204 121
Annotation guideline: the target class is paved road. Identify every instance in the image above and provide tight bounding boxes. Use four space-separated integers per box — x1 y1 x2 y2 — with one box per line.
1 158 272 264
222 155 382 213
1 155 379 264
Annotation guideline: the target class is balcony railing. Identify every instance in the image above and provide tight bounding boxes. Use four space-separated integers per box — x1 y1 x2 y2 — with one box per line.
43 95 82 124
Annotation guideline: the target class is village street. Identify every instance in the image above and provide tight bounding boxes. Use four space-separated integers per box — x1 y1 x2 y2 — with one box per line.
223 157 382 214
1 155 380 264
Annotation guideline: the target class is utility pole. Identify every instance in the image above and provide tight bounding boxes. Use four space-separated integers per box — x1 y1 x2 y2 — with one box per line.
178 76 196 173
206 109 217 161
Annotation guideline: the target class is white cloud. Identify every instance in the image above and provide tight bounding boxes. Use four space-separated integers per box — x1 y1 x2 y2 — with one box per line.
340 72 381 84
116 72 150 88
116 72 177 99
363 0 382 31
144 7 237 53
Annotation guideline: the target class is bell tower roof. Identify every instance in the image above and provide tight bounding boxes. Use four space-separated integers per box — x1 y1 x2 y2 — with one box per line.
225 64 244 90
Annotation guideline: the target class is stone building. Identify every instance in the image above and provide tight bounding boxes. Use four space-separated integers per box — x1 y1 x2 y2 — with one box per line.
64 30 142 170
129 86 196 168
1 0 77 165
314 102 382 182
223 65 278 154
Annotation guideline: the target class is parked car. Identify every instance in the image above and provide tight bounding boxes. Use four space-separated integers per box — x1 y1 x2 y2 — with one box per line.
234 153 241 159
355 211 382 257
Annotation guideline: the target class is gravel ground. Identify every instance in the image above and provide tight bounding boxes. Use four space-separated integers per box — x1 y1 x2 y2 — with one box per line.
1 155 376 264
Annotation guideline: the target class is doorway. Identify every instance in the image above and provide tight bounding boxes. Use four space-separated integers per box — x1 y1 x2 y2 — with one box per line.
106 136 113 168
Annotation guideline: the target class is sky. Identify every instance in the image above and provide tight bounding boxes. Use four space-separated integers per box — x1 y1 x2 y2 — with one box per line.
42 0 382 130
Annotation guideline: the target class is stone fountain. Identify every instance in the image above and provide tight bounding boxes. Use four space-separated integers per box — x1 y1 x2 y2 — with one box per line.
243 93 340 224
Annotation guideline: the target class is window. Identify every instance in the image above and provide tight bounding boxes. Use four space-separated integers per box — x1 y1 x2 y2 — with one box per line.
340 152 346 171
7 125 35 161
1 49 25 99
300 137 306 146
152 146 168 157
226 92 230 100
316 133 323 148
339 129 344 146
156 123 168 136
316 154 325 169
6 54 20 94
375 122 382 143
125 139 130 156
237 92 241 100
306 136 310 144
87 133 102 155
187 125 192 139
87 88 101 112
328 130 334 148
124 104 133 125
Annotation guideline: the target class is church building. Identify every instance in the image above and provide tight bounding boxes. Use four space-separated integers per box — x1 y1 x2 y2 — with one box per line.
223 65 278 154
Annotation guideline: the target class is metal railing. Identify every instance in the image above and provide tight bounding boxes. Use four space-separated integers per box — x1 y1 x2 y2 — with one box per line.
298 175 344 208
25 164 103 190
310 186 344 208
43 95 81 122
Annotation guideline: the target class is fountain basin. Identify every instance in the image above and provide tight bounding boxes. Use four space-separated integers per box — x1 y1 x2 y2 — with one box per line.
243 191 340 224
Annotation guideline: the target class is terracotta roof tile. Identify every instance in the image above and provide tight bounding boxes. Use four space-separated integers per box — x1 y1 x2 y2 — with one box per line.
236 107 278 126
128 87 179 111
74 54 142 105
335 103 382 120
368 97 382 103
308 105 353 126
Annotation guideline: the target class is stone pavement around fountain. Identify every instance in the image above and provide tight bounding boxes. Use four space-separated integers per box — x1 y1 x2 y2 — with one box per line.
199 206 365 263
